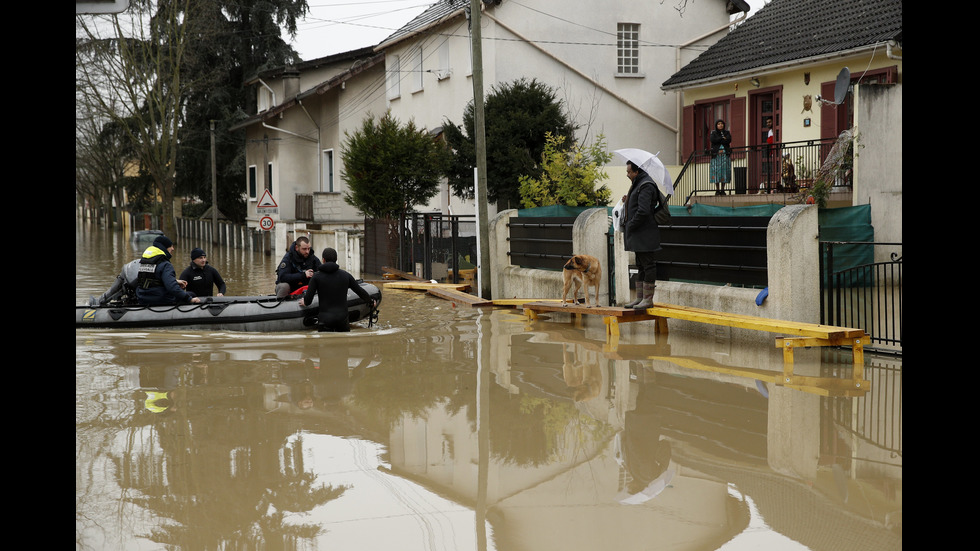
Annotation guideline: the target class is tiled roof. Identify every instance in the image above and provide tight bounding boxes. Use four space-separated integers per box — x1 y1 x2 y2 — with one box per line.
376 0 471 51
662 0 902 90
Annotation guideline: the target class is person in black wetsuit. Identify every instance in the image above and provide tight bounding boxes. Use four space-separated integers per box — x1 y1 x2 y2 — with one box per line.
298 248 375 332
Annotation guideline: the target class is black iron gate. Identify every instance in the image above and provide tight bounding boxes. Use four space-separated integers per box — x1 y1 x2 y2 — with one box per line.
400 213 478 283
820 241 902 351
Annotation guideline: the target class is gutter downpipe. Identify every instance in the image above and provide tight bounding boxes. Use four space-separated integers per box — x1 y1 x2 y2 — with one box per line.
672 12 747 165
484 12 674 132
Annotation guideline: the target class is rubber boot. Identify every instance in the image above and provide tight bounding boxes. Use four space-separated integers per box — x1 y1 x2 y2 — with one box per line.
623 283 644 308
632 282 656 310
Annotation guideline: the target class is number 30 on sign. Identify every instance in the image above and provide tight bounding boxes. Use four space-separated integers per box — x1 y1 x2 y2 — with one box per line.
259 216 275 230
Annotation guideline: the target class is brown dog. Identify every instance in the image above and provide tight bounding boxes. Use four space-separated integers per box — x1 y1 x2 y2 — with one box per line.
562 254 601 307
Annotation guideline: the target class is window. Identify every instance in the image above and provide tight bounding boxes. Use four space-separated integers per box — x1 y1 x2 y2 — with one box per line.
258 87 273 112
387 55 401 100
617 23 640 75
411 47 423 92
682 95 744 161
322 149 334 192
248 165 257 200
698 101 731 153
437 43 451 80
267 162 273 196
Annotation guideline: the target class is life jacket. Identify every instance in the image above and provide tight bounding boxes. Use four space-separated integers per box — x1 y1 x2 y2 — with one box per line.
137 246 168 289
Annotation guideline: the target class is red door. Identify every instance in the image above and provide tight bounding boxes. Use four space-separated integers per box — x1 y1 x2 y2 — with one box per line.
749 90 780 193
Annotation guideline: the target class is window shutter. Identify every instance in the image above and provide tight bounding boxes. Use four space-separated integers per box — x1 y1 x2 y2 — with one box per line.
682 105 695 161
731 97 746 148
821 81 837 141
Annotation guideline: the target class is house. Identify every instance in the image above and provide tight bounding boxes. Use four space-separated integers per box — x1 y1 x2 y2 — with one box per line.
661 0 902 243
229 47 389 242
231 0 751 256
378 0 751 210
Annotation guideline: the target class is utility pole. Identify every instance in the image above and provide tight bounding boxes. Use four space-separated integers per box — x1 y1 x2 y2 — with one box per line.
210 120 218 245
470 0 491 299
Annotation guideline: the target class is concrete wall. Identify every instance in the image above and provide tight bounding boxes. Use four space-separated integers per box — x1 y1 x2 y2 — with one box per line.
490 208 610 302
854 83 902 259
492 204 822 344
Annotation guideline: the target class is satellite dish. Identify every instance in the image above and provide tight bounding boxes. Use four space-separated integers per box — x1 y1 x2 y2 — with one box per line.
833 67 851 104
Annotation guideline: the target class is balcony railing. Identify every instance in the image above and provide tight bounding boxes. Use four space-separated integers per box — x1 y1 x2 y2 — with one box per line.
676 138 851 198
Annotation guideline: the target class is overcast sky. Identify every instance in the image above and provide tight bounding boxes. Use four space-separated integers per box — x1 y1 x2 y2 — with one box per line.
289 0 768 61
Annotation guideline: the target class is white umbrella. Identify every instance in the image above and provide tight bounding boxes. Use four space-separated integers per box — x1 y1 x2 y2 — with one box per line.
617 468 675 505
614 148 675 195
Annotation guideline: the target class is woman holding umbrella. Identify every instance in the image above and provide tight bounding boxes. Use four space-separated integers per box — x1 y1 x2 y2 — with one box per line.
621 159 666 310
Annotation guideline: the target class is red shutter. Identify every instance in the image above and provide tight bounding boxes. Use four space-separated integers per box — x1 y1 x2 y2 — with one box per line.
682 104 695 161
730 97 746 148
821 81 837 141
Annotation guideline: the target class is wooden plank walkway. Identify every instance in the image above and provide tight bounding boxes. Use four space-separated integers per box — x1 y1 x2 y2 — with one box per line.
521 300 870 392
426 286 494 306
381 266 428 281
382 281 471 291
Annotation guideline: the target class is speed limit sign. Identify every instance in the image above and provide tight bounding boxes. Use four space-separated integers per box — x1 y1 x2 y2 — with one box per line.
259 216 274 230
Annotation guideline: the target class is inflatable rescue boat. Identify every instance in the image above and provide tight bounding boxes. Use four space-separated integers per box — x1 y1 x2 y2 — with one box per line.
75 283 381 332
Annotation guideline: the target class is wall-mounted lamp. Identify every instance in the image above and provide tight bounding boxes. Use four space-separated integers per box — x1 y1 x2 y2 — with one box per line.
750 78 761 88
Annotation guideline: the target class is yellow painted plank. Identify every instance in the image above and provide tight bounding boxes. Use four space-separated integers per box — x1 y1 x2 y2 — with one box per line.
643 304 865 339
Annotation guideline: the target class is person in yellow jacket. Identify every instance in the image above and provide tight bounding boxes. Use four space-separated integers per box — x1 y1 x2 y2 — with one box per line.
135 235 201 306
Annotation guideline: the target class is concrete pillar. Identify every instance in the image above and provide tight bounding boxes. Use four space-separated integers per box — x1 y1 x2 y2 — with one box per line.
766 204 820 323
489 209 518 299
572 208 611 305
613 230 629 306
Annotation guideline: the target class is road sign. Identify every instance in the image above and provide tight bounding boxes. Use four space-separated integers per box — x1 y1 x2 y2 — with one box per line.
259 216 275 231
257 189 278 213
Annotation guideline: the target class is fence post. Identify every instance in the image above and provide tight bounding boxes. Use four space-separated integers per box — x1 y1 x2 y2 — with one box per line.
572 208 611 305
489 209 518 299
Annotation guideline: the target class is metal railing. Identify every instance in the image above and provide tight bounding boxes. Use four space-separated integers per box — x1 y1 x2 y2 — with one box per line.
676 138 849 198
820 242 902 352
399 213 478 283
827 356 902 460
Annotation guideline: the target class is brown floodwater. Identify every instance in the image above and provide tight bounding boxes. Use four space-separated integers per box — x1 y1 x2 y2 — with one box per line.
75 220 902 551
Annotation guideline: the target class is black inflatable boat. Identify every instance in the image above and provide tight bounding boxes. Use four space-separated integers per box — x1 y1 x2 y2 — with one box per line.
76 283 381 332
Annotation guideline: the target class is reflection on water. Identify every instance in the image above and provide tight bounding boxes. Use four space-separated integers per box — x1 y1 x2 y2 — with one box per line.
76 221 901 550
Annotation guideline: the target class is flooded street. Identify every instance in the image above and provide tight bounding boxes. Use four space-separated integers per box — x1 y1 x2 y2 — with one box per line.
76 221 902 551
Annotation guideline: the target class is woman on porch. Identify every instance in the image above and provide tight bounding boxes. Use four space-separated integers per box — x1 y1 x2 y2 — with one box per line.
709 119 732 195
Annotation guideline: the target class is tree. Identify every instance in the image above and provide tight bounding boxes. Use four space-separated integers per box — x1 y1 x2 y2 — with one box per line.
518 133 613 208
77 0 309 233
75 116 136 228
341 112 450 219
443 78 576 210
76 0 193 237
175 0 308 224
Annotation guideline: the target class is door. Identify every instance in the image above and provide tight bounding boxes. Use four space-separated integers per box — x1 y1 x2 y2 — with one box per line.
749 90 780 193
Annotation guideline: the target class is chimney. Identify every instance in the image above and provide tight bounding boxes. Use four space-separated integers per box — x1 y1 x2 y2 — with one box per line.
283 66 300 98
